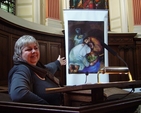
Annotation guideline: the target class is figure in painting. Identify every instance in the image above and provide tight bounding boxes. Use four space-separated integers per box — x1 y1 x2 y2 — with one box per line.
74 28 86 46
70 0 107 9
69 39 91 73
69 29 104 73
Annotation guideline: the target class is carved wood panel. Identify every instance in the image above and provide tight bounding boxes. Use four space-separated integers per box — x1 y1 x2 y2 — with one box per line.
0 30 10 85
38 40 49 64
134 38 141 80
108 33 137 82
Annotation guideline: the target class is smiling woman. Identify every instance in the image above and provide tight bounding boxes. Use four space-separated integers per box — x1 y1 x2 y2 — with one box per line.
8 35 66 105
13 35 40 65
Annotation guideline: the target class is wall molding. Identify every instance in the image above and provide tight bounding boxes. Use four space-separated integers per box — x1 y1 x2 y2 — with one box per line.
0 9 63 35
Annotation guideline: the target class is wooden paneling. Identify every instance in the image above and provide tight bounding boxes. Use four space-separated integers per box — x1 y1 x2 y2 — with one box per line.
38 40 49 64
0 94 141 113
0 31 10 85
134 38 141 80
48 42 61 62
108 33 137 82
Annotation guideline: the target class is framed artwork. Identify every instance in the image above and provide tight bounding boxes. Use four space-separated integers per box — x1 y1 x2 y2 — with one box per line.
68 21 104 74
69 0 108 9
63 9 109 85
69 0 110 31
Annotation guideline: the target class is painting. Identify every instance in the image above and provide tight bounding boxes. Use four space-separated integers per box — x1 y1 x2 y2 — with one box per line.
63 10 109 85
69 0 108 9
69 0 110 30
68 21 104 74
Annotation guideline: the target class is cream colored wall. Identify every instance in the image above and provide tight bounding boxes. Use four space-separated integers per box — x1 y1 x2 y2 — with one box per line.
16 0 63 35
104 0 140 36
62 0 141 36
108 0 123 32
126 0 134 33
16 0 35 22
16 0 68 28
15 0 141 36
60 0 70 29
16 0 46 24
40 0 46 25
0 8 63 35
108 0 130 33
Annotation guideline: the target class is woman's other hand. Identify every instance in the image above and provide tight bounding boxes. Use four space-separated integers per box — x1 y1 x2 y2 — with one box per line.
57 55 66 66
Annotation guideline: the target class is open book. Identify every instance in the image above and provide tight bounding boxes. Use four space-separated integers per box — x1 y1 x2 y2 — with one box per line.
104 87 130 97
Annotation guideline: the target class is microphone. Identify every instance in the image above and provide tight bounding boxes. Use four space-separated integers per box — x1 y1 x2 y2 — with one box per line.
100 40 128 67
84 29 132 82
97 40 133 83
100 41 117 56
85 29 128 67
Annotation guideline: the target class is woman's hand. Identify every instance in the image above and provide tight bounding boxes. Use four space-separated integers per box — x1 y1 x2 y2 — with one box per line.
57 55 66 66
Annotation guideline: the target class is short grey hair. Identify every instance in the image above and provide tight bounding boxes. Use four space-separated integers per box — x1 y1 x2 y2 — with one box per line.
13 35 39 62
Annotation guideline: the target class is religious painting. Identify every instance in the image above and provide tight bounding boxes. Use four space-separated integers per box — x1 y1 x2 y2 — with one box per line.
68 21 104 74
69 0 108 9
63 10 109 85
69 0 110 30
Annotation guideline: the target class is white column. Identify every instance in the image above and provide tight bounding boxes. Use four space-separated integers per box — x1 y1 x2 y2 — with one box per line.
34 0 41 24
120 0 128 32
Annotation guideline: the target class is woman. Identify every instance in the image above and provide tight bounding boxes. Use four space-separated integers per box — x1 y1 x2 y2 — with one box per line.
8 35 66 105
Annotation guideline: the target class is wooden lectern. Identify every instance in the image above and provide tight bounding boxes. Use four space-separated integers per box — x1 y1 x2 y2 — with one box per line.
46 80 141 106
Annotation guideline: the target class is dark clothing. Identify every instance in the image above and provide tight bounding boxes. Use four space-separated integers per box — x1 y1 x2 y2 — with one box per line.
8 60 62 105
14 61 60 85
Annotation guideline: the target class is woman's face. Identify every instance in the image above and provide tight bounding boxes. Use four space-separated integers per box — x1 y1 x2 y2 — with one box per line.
21 43 40 65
